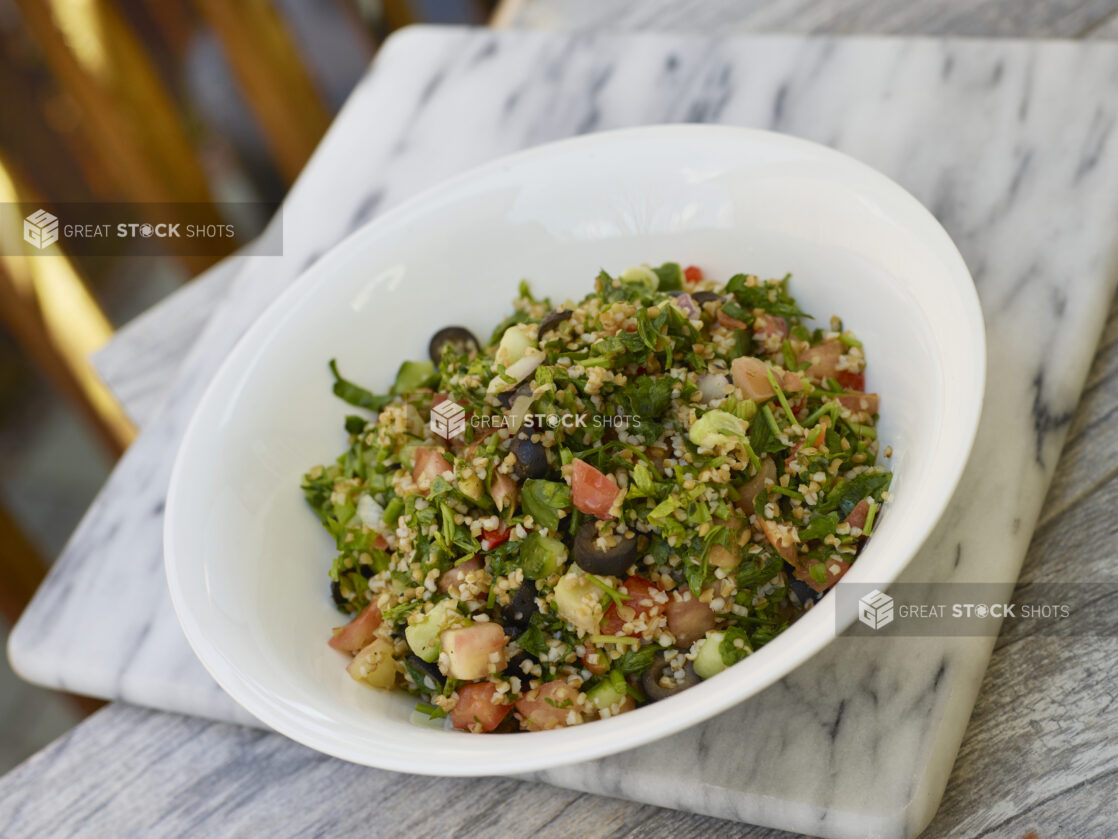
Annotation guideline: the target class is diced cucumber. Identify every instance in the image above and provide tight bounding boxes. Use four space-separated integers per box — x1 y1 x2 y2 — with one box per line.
405 599 468 662
689 409 749 449
693 631 727 679
586 671 628 711
554 572 602 635
455 461 485 504
398 443 418 468
402 402 426 437
652 262 683 291
520 532 568 580
619 265 659 294
392 360 437 395
346 637 396 688
496 323 536 367
725 396 758 422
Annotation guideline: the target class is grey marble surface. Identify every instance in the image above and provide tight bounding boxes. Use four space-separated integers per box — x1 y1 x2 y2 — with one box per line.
9 25 1118 839
498 0 1118 38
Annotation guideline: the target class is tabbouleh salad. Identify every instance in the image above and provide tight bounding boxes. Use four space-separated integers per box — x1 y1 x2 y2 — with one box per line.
302 264 892 733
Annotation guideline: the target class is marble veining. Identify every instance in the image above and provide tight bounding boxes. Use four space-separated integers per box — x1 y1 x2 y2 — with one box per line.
11 28 1118 839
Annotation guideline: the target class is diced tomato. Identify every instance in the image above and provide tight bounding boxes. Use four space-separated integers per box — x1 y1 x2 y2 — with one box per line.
790 395 809 420
600 607 625 636
600 575 663 636
784 420 828 468
759 518 798 564
515 680 584 730
731 356 802 401
570 458 620 520
441 622 508 680
480 523 510 551
413 447 452 490
683 265 703 284
372 533 389 551
327 601 382 652
844 498 870 531
717 310 748 330
835 370 865 391
797 339 843 379
666 595 716 645
753 314 788 345
603 321 638 336
836 392 879 415
439 557 486 595
450 682 512 733
489 471 518 512
580 643 609 676
731 356 774 400
736 457 776 516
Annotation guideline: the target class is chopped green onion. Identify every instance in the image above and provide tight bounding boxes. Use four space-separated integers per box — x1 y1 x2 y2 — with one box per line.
851 423 877 439
588 634 640 646
767 485 805 502
764 366 799 426
781 339 799 372
863 499 879 535
742 439 762 475
762 404 783 441
802 399 839 428
415 702 447 719
588 574 627 608
382 497 404 525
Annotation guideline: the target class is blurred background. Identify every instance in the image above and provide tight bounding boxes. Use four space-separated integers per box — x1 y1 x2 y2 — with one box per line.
0 0 500 774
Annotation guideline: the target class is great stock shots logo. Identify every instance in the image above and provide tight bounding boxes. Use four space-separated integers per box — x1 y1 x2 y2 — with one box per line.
5 202 282 257
857 589 895 630
23 209 59 249
430 399 467 440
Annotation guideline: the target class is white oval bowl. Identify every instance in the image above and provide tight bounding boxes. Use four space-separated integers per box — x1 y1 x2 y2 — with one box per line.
165 125 984 776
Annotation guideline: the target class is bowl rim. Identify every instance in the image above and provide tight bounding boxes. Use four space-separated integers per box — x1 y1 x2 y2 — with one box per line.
165 123 986 775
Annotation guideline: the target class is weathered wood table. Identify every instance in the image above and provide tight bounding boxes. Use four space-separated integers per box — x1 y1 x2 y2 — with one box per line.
4 4 1118 838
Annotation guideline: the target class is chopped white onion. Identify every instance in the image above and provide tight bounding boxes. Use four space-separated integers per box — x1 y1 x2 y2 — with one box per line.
356 493 384 529
673 293 699 319
697 372 729 404
487 348 545 395
506 392 536 434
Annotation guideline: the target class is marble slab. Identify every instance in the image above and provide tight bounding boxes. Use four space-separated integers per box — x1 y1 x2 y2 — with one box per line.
91 254 242 428
10 27 1118 839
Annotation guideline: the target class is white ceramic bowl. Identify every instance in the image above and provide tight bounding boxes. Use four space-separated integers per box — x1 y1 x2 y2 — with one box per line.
165 125 984 776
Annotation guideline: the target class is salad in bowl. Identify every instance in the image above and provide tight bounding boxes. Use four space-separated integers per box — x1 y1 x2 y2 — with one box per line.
306 264 891 733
